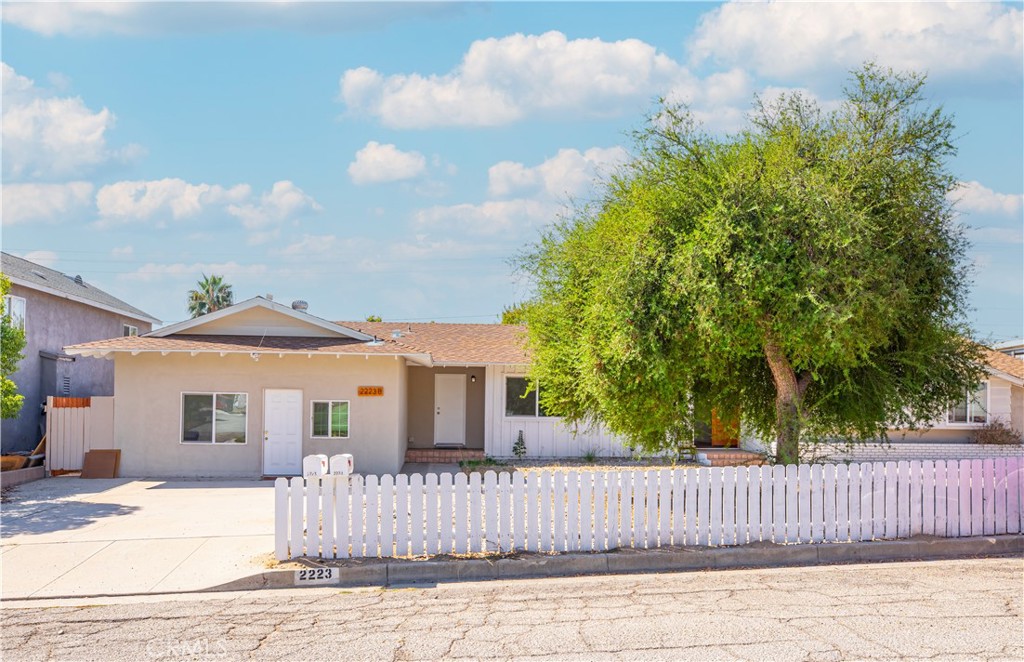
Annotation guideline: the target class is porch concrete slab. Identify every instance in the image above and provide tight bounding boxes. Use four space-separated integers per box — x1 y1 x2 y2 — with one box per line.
0 541 111 599
400 462 460 476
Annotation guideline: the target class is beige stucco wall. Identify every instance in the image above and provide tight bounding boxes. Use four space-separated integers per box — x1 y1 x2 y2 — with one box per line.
1011 384 1023 436
406 366 486 450
113 352 406 477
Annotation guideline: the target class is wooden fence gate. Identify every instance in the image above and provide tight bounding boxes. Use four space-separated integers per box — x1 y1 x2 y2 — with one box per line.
45 396 115 474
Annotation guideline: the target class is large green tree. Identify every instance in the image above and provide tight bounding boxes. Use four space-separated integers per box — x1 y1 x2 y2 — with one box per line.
520 64 981 464
1 275 27 420
187 274 234 318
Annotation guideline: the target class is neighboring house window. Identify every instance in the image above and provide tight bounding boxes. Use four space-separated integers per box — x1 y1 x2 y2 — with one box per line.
3 295 26 331
505 376 550 417
123 324 138 337
311 401 350 438
947 383 988 424
181 393 247 444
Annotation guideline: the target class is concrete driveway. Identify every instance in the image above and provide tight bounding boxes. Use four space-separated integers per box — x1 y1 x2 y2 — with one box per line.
1 477 275 599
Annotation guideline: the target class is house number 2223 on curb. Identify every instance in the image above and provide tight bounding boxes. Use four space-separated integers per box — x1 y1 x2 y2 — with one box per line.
295 568 338 585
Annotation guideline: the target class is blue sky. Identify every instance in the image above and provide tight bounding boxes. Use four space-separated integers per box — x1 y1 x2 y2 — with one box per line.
2 2 1022 341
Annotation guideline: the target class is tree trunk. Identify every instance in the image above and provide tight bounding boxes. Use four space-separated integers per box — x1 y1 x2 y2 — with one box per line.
763 340 807 465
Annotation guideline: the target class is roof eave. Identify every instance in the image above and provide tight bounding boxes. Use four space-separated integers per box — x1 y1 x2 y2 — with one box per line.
6 275 161 325
64 345 433 365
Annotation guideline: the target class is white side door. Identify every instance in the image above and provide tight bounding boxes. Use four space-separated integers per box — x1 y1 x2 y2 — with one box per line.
263 389 303 475
434 374 466 446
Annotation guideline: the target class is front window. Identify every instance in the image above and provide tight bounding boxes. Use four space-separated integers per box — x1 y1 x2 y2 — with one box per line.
3 295 26 331
181 393 247 444
505 377 550 417
311 401 350 438
123 324 138 337
947 383 988 424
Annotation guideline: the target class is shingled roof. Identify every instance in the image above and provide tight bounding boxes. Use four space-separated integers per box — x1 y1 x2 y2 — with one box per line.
2 251 158 324
341 321 529 365
981 345 1024 382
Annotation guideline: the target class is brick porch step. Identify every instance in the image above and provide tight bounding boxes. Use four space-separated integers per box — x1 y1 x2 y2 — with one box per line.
697 449 767 467
405 448 485 463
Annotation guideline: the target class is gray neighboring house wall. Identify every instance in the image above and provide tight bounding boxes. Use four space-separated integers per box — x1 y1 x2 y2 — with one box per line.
1 252 159 452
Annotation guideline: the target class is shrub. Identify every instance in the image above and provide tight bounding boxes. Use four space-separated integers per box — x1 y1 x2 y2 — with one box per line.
974 420 1022 445
513 430 527 458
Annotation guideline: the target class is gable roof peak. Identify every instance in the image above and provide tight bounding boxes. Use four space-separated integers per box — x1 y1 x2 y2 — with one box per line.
148 296 375 341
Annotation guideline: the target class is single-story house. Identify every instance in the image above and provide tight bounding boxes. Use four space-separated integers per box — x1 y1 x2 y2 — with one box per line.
63 296 1022 476
62 297 627 478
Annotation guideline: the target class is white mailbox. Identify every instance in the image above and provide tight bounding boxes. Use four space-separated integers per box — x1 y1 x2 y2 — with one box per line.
302 454 328 478
330 454 354 476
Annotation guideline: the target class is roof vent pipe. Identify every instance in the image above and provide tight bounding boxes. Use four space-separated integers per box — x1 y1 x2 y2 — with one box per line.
74 275 83 285
291 300 308 311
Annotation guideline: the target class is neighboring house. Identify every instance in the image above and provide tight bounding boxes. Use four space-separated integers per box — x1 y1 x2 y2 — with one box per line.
62 297 626 478
1 252 159 453
994 338 1024 360
742 345 1024 462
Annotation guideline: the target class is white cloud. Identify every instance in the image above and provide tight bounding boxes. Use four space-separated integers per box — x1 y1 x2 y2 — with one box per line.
690 1 1023 81
1 62 140 180
339 31 685 128
226 180 322 229
95 178 250 226
413 199 561 237
278 234 374 259
488 147 628 199
111 245 134 257
347 141 426 185
951 181 1024 217
18 250 58 269
1 181 94 225
120 261 268 284
92 178 320 238
969 227 1024 245
1 2 459 36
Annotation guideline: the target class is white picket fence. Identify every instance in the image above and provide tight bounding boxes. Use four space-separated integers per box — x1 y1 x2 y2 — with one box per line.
275 458 1024 561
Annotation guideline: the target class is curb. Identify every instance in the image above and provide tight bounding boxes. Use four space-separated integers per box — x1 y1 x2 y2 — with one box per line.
215 534 1024 592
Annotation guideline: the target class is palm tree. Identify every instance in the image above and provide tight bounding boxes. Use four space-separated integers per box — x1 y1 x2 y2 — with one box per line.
187 273 234 318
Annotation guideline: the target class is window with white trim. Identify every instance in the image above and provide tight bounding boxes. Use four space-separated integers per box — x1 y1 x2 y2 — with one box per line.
3 295 26 331
181 393 247 444
947 382 988 424
311 401 350 438
123 324 138 337
504 377 551 417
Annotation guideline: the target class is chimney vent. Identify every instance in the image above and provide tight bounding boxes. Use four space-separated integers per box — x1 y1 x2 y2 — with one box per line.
73 275 83 285
291 300 308 311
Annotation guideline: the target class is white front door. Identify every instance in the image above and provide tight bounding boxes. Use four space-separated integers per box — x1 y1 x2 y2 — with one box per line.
434 374 466 446
263 389 303 475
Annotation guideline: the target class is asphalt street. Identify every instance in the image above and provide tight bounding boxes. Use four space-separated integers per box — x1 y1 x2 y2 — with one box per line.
2 556 1022 661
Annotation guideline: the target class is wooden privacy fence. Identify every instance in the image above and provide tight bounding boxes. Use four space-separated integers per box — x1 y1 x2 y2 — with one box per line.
45 396 115 474
275 459 1023 561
